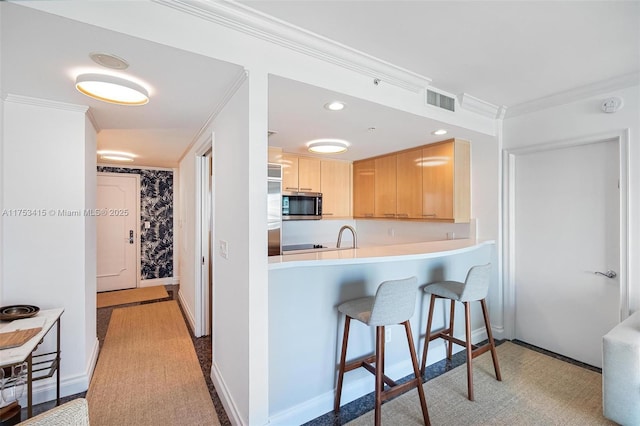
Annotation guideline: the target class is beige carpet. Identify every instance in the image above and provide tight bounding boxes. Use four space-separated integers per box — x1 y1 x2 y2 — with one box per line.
87 301 219 425
348 342 615 426
96 285 169 308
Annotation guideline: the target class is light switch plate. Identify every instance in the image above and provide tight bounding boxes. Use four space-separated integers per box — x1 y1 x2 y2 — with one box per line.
219 240 228 259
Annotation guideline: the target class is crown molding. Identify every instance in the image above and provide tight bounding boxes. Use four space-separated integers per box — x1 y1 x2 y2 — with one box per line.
4 94 89 113
86 109 101 133
506 72 640 118
457 93 502 119
153 0 431 93
179 68 249 163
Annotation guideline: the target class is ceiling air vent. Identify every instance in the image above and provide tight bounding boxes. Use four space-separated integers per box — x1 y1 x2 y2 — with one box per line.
427 89 455 112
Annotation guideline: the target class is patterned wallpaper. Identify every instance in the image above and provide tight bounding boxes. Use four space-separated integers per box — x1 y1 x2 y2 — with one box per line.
97 167 173 280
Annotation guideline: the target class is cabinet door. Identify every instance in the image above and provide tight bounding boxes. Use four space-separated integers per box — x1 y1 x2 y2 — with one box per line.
353 159 375 218
396 148 423 219
282 154 299 192
298 157 321 192
374 154 397 218
321 160 351 218
422 141 454 219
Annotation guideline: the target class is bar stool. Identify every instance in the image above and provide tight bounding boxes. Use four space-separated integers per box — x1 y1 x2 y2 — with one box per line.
334 277 430 426
419 263 501 401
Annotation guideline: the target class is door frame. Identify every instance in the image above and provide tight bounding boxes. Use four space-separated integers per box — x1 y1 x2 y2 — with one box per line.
194 134 214 337
502 129 630 339
96 172 141 290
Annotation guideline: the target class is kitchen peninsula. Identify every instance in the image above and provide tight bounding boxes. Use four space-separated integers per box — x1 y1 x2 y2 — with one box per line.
267 238 496 425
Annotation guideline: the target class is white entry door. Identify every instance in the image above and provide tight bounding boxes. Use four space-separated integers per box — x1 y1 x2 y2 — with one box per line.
97 173 140 292
513 139 620 368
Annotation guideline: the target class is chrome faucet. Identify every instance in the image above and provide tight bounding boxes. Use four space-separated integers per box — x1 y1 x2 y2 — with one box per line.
336 225 358 249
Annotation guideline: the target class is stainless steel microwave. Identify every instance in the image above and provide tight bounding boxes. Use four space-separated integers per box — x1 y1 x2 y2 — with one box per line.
282 191 322 220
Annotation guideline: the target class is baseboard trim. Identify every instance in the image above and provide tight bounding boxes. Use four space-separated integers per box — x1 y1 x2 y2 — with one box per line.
140 277 179 288
177 289 195 334
211 361 245 426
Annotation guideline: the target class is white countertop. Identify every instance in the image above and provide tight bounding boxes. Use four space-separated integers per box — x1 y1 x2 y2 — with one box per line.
0 308 64 367
268 239 494 269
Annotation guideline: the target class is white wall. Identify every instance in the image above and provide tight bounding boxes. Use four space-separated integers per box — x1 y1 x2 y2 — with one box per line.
2 98 98 402
503 83 640 314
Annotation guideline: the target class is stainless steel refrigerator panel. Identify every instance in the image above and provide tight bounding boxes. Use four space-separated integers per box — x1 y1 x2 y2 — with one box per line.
268 164 282 256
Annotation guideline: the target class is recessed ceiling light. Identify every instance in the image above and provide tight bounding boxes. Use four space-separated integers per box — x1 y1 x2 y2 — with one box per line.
100 155 135 162
432 129 448 136
76 73 149 106
89 52 129 70
324 101 346 111
307 139 350 154
97 150 137 162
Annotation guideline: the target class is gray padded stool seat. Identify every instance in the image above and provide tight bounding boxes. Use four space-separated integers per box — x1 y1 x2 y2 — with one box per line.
420 263 501 401
334 277 430 426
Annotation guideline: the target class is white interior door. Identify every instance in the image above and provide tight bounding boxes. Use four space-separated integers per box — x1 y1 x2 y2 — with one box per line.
513 139 620 368
97 173 140 292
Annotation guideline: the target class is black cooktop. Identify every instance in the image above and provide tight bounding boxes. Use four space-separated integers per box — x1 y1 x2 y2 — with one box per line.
282 243 326 251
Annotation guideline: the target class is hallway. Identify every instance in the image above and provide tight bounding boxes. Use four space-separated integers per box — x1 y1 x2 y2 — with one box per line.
27 289 230 425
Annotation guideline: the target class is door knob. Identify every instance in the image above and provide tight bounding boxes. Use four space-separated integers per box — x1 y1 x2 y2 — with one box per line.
129 230 134 244
595 270 616 278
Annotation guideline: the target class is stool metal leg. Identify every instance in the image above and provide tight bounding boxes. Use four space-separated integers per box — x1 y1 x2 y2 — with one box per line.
334 315 351 413
464 301 474 401
480 299 502 382
404 321 431 426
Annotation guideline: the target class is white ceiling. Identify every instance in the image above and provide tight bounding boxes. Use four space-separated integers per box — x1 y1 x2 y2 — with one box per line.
246 0 640 108
3 2 639 167
1 3 243 168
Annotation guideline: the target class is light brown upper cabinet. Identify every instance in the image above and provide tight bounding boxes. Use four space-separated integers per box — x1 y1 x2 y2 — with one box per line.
374 154 397 218
298 157 321 192
281 153 299 191
320 160 351 218
353 159 375 218
422 139 470 222
282 154 321 192
352 138 470 223
396 147 423 219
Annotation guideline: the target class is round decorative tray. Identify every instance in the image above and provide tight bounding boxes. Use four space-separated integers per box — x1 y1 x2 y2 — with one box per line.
0 305 40 321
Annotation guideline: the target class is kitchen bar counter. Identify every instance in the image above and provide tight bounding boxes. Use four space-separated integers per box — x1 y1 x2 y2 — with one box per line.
267 238 496 425
269 238 493 269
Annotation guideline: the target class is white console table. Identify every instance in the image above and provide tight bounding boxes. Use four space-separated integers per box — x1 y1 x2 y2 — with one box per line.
0 308 63 419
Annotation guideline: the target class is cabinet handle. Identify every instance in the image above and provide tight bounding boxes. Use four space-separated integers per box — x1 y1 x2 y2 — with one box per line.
422 213 436 217
323 212 334 216
285 187 298 190
300 187 312 191
397 213 408 218
364 213 374 217
384 213 396 217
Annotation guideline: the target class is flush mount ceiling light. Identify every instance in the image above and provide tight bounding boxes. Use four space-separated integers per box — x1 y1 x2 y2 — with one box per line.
97 150 136 162
432 129 448 136
76 73 149 106
324 101 346 111
307 139 350 154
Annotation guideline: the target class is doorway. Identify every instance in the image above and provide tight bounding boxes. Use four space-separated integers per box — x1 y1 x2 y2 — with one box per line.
195 137 214 338
97 172 141 292
504 131 629 368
